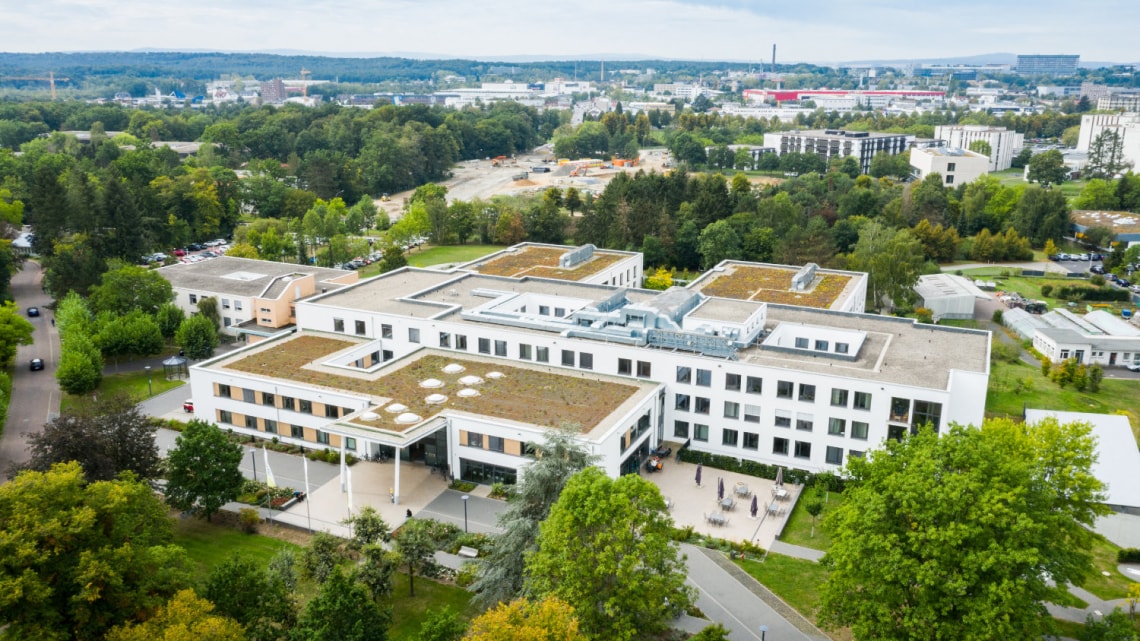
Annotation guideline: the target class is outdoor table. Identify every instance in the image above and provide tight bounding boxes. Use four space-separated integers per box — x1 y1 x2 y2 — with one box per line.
708 513 726 526
720 497 736 511
773 487 789 501
734 483 751 497
767 502 781 515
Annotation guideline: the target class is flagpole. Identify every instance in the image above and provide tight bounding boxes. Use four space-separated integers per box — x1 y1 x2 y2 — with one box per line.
303 453 312 533
263 446 276 526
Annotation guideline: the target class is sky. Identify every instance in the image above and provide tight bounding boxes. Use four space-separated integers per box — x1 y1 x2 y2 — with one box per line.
1 0 1136 64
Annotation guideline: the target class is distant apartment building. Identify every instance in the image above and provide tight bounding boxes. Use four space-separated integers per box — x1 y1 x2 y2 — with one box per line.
1077 113 1140 170
1015 55 1080 76
910 147 989 187
762 129 913 174
260 79 286 104
1098 95 1140 112
932 125 1024 172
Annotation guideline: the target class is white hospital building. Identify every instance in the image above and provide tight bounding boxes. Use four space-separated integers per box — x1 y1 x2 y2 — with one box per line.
186 244 990 499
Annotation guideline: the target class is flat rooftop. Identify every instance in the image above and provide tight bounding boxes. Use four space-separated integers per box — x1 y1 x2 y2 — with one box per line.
210 333 654 438
688 262 861 310
159 257 355 298
312 268 988 390
1071 210 1140 235
459 244 634 281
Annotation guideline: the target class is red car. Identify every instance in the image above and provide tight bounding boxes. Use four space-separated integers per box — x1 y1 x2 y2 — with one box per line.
183 399 194 413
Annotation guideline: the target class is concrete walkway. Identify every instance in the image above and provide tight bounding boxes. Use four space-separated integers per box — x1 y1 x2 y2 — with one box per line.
769 541 826 562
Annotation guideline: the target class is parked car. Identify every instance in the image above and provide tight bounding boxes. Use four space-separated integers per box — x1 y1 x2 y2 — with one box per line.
531 166 551 173
1091 265 1105 274
186 242 204 251
29 358 44 371
183 399 194 413
1127 363 1140 373
173 248 186 257
26 306 39 317
1048 254 1060 261
1059 253 1071 261
1078 253 1090 261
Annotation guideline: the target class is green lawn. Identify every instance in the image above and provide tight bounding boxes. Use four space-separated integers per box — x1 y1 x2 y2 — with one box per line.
406 244 502 268
987 358 1140 441
60 370 186 413
1079 534 1135 600
736 553 830 623
388 573 475 640
780 490 844 551
992 168 1087 204
171 515 301 583
958 267 1134 316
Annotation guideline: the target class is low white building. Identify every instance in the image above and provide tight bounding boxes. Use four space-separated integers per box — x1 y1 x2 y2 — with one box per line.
932 125 1024 172
909 147 990 187
1029 309 1140 367
913 274 990 321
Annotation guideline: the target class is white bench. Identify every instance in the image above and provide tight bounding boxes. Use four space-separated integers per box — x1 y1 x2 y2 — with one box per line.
458 546 479 558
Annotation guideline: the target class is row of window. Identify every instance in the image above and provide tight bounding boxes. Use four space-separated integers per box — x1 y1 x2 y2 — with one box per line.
464 431 506 453
188 293 244 312
216 384 354 418
217 410 356 450
672 419 862 465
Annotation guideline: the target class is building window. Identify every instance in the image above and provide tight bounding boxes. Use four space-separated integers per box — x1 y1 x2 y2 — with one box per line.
478 338 491 354
316 431 330 445
282 396 295 411
852 421 869 440
219 410 232 424
345 437 356 451
674 394 691 411
849 450 865 460
947 162 956 171
722 429 739 447
299 399 312 414
637 361 652 378
825 446 844 466
723 401 740 419
743 432 759 450
381 324 393 339
520 344 533 360
836 342 849 354
575 352 591 370
814 339 829 351
383 350 393 361
488 436 505 453
325 405 339 418
798 384 816 402
746 376 763 394
222 299 230 309
890 397 910 423
262 392 275 407
439 332 451 348
494 340 507 357
217 384 231 398
245 415 258 429
291 425 303 439
536 347 549 363
912 400 943 432
539 305 550 316
828 417 846 436
794 441 812 459
223 317 232 327
264 419 277 434
854 391 872 410
674 420 689 439
695 369 712 387
796 416 814 431
234 300 242 311
777 380 793 398
725 373 741 391
467 432 483 448
743 404 761 423
676 366 692 384
693 424 709 442
694 397 710 415
333 318 345 333
189 294 198 304
618 358 632 375
795 337 808 349
831 389 849 407
408 328 420 343
355 320 366 335
456 335 468 350
242 388 255 403
773 437 789 455
561 350 575 367
555 308 565 317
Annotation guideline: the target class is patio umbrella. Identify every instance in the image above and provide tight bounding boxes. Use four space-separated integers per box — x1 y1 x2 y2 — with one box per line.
717 477 724 501
751 494 759 518
695 463 703 487
774 466 784 488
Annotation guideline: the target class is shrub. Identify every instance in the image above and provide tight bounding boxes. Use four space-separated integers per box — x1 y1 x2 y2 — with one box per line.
992 309 1003 324
449 480 477 492
451 532 493 555
454 563 479 588
1117 548 1140 563
1090 274 1106 286
1040 284 1054 297
238 507 261 533
489 482 515 499
915 307 934 324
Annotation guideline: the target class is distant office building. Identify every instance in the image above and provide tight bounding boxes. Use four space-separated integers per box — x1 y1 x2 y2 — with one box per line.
1076 113 1140 170
1098 95 1140 112
762 129 912 174
260 79 286 104
1015 55 1080 76
910 147 989 187
932 125 1024 172
1036 85 1082 98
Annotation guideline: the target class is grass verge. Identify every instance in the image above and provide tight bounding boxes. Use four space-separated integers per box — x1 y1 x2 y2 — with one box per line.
171 514 301 583
1079 534 1134 600
780 490 844 551
388 574 474 640
61 370 186 413
736 553 829 623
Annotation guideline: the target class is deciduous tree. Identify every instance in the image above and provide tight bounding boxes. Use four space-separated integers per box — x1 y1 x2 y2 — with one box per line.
176 313 220 360
89 261 174 316
164 419 244 522
464 597 584 641
394 518 435 597
0 300 34 366
291 569 389 641
106 589 245 641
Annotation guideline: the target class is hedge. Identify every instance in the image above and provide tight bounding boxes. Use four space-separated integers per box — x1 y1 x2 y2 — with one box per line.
677 448 846 492
1055 286 1130 302
1118 548 1140 563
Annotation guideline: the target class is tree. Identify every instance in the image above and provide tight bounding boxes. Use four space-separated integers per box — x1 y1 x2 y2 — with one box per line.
22 393 161 481
525 467 693 641
0 300 34 366
1086 130 1129 180
1011 147 1033 169
847 222 924 311
56 331 104 395
1080 609 1136 641
688 624 732 641
804 488 825 538
88 262 174 316
198 296 223 332
354 545 399 602
300 532 349 585
1027 149 1068 185
156 302 186 340
471 427 596 609
464 597 585 641
204 554 296 641
291 569 390 641
95 310 164 360
818 417 1108 641
176 313 220 360
967 140 992 158
415 607 467 641
697 219 743 269
394 517 436 598
643 267 674 291
164 419 245 521
106 589 246 641
343 505 390 551
0 462 194 641
1012 186 1070 247
379 242 408 273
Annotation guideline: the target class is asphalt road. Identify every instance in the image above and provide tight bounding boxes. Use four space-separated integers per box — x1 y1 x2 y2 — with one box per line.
0 260 59 478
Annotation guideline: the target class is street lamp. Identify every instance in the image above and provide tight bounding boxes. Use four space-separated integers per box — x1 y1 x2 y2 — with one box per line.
144 366 152 397
461 494 470 532
759 625 767 641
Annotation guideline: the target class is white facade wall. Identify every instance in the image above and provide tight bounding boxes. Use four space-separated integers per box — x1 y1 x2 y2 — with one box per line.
1077 113 1140 170
1031 333 1140 366
932 125 1024 172
172 287 252 334
293 302 979 473
909 148 989 187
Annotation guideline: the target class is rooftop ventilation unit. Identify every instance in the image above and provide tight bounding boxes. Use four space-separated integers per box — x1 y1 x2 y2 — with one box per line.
559 244 596 268
792 263 818 292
